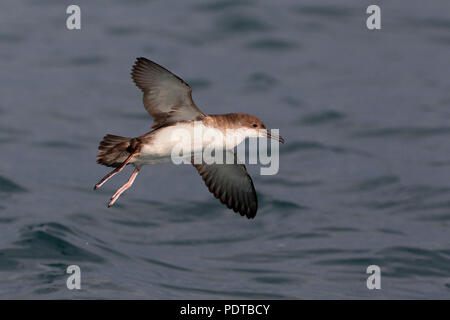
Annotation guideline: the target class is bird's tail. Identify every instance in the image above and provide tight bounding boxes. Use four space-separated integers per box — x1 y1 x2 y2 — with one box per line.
96 134 139 167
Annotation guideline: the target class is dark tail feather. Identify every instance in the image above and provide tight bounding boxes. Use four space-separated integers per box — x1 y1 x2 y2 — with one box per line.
96 134 134 167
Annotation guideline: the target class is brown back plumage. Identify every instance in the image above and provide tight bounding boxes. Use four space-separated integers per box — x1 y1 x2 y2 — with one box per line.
204 113 266 131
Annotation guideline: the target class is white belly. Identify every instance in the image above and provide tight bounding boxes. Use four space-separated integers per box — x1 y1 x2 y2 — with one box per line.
134 121 247 165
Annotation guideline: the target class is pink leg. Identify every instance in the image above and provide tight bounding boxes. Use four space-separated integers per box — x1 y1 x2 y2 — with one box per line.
108 167 140 207
94 152 136 190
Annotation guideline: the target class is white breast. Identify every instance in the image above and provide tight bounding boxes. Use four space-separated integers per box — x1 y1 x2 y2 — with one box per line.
135 122 248 165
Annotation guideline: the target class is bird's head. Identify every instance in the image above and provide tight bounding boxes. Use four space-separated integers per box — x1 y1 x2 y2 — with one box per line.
235 113 285 143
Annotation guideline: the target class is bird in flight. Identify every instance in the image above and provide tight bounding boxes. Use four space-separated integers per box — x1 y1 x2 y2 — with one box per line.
94 57 284 219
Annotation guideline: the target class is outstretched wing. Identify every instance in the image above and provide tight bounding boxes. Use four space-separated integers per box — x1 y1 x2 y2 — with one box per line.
192 151 258 219
131 57 205 129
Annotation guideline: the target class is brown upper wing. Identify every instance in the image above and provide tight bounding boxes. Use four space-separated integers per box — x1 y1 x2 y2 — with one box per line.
192 151 258 219
131 57 205 129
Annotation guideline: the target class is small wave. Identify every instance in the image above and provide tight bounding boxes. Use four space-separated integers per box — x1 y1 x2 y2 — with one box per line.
154 236 249 247
264 176 322 188
141 257 192 272
418 210 450 222
215 247 361 265
216 14 271 33
70 55 107 66
282 96 303 108
300 110 345 125
186 78 212 90
351 175 400 192
269 231 328 240
195 0 253 12
105 25 141 36
315 226 359 233
408 17 450 30
0 217 16 223
283 140 369 157
245 72 277 92
0 176 27 193
430 160 450 167
355 185 450 214
154 282 287 299
247 38 296 51
259 194 308 217
0 222 104 267
110 218 159 228
252 276 294 285
39 140 84 149
0 33 25 44
296 5 354 19
378 246 450 278
354 126 450 139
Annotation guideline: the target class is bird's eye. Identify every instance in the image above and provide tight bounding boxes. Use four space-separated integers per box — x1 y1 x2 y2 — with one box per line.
252 124 258 128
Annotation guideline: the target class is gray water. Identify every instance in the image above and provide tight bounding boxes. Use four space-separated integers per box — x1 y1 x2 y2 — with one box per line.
1 0 450 299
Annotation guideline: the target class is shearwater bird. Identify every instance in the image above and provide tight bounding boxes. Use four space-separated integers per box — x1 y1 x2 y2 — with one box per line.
94 57 284 218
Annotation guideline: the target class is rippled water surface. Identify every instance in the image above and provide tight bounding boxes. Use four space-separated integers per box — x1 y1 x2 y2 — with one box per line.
1 0 450 299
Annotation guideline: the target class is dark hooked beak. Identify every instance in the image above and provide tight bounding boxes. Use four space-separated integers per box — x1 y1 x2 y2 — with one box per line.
266 130 285 144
